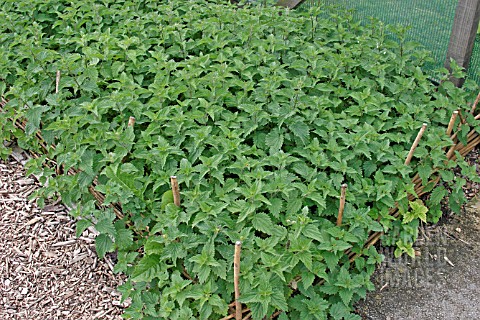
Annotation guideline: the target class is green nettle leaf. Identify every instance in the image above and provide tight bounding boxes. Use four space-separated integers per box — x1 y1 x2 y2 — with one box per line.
271 289 289 312
190 241 220 284
403 199 428 223
301 271 315 291
289 120 310 144
95 217 116 236
160 190 174 212
131 254 164 282
114 221 133 249
323 251 341 271
25 106 43 135
329 302 351 320
95 233 114 259
429 185 446 205
338 288 354 306
265 128 284 154
269 198 284 218
76 219 92 238
252 212 276 235
302 224 323 242
417 162 432 185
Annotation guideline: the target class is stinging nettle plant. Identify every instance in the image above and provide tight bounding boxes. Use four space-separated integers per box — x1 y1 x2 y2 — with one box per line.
1 0 480 319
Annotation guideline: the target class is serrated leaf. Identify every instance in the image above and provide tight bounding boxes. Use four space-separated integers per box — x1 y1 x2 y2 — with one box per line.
338 288 354 306
271 290 289 311
403 199 429 223
429 185 446 205
417 163 432 185
160 190 174 212
95 217 116 236
323 251 340 271
298 251 313 271
289 120 309 144
363 161 377 177
301 271 315 291
25 106 42 135
252 212 275 235
76 219 92 238
302 224 323 242
95 233 113 259
131 254 163 282
329 301 350 320
269 198 284 218
114 221 133 249
265 128 284 154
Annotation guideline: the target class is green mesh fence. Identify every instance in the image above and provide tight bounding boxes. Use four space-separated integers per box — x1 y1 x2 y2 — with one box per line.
470 35 480 84
301 0 480 85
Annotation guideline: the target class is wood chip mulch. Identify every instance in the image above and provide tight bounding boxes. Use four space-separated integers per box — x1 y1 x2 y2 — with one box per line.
0 155 127 320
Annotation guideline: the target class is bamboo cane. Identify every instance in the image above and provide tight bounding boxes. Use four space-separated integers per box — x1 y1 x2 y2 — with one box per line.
170 176 181 207
471 91 480 114
234 241 242 320
128 116 136 127
336 184 347 226
55 70 61 94
242 312 252 320
458 110 466 125
405 123 427 165
446 111 459 136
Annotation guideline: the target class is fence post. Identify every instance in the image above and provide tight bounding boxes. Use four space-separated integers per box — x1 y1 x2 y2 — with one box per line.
445 0 480 87
276 0 305 9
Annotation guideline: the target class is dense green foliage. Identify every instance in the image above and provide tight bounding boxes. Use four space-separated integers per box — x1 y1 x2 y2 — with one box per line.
1 0 479 319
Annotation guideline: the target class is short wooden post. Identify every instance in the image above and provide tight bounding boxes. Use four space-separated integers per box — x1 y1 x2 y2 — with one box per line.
128 116 136 127
471 91 480 114
275 0 305 9
234 241 242 320
446 111 459 136
445 0 480 87
55 70 61 93
336 184 347 226
170 176 181 207
405 124 428 165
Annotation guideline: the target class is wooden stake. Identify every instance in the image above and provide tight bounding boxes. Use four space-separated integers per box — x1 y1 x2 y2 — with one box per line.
234 241 242 320
55 70 61 94
446 111 459 136
128 116 136 127
458 110 466 124
242 313 252 320
404 123 427 165
471 91 480 114
170 176 181 207
336 184 347 226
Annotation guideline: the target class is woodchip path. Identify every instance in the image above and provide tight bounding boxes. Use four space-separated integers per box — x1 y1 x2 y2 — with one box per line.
0 153 126 320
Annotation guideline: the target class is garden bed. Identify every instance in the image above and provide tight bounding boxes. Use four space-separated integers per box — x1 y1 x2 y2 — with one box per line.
2 1 480 319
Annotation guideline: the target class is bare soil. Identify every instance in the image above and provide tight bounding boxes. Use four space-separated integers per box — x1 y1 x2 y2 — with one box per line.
356 148 480 320
355 199 480 320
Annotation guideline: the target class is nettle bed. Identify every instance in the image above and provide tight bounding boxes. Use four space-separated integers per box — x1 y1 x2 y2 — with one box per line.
1 0 480 319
